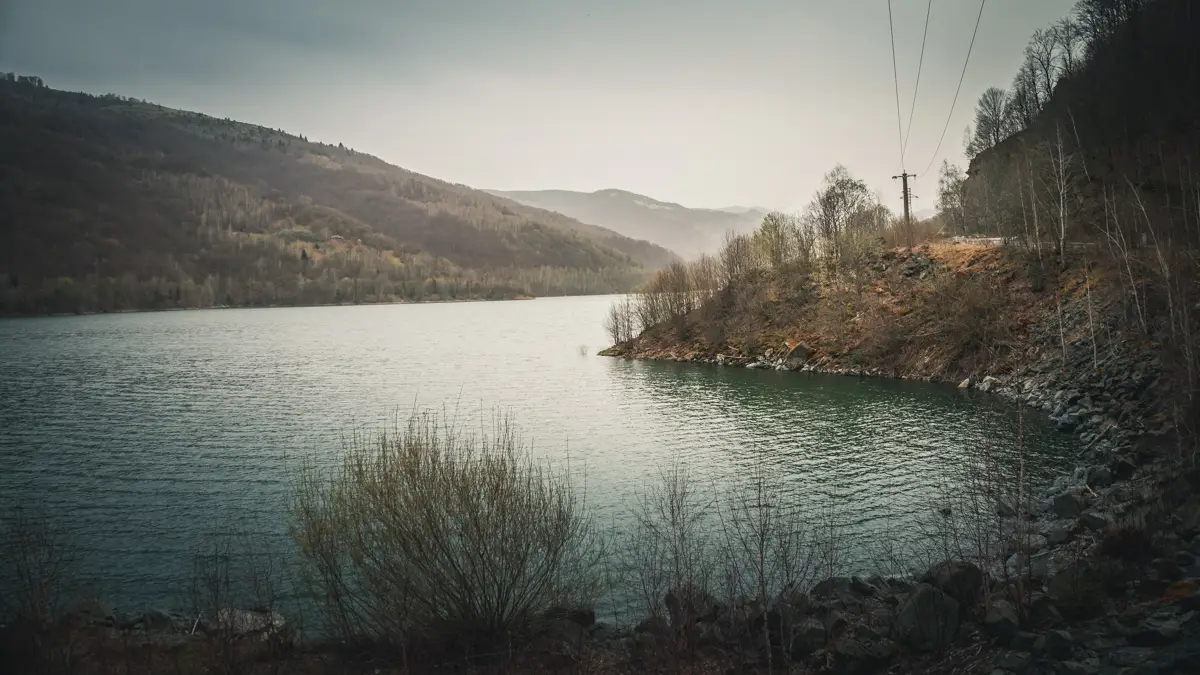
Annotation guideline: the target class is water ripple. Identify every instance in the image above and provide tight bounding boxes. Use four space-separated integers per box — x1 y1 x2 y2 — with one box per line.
0 298 1079 612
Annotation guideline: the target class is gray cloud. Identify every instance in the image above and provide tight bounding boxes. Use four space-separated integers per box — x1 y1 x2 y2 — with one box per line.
0 0 1078 212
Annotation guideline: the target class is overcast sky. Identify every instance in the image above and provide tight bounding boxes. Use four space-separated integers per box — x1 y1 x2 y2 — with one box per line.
0 0 1076 214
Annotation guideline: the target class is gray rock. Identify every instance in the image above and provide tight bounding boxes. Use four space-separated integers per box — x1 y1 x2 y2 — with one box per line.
66 598 115 627
1058 661 1099 674
1079 514 1109 537
959 377 972 389
1128 615 1182 646
141 609 189 633
895 584 959 652
1011 631 1039 651
1053 492 1084 518
791 617 827 657
1035 629 1074 659
1088 465 1114 487
1011 533 1049 553
811 576 854 599
985 599 1021 642
979 376 1001 393
546 618 585 647
927 560 984 605
1109 647 1156 667
1047 524 1072 546
831 637 894 674
995 650 1033 673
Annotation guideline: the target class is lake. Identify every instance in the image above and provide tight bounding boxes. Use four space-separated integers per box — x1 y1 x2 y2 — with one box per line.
0 296 1079 619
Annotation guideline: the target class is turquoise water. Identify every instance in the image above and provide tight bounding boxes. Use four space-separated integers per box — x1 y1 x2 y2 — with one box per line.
0 296 1078 616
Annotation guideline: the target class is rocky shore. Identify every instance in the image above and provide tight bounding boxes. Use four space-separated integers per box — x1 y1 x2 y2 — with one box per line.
592 263 1200 673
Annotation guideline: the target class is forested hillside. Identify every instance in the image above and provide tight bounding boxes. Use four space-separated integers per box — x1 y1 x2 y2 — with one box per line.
0 76 674 314
487 188 764 259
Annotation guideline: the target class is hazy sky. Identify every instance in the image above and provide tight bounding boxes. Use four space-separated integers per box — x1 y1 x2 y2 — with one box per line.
0 0 1076 214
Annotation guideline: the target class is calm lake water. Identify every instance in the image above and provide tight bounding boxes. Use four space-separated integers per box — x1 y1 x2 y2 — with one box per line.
0 296 1079 617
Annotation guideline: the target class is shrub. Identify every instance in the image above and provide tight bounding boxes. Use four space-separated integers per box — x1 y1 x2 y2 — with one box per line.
0 506 77 625
292 411 601 655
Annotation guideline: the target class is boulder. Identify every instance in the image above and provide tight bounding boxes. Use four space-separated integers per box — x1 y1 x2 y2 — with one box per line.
65 598 115 627
979 376 1001 393
926 560 983 606
1087 465 1114 488
984 599 1020 642
995 650 1033 673
791 617 828 657
1078 510 1109 531
831 636 894 674
1034 629 1074 659
785 343 809 368
894 584 959 652
1046 524 1072 546
1128 615 1182 646
1029 594 1063 626
546 618 585 647
141 609 190 633
1053 492 1084 518
1010 533 1049 554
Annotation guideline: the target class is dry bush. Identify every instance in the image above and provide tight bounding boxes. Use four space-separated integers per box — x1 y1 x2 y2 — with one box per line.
292 410 602 657
618 461 715 629
0 506 78 625
604 295 637 345
907 271 1015 375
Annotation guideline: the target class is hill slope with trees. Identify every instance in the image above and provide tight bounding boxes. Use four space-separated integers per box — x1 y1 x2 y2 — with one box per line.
0 76 675 314
603 0 1197 429
487 188 764 260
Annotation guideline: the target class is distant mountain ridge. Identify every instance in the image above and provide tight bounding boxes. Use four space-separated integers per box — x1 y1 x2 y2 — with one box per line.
487 188 766 259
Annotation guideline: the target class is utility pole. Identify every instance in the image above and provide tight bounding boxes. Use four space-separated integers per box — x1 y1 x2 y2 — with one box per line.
892 171 916 226
892 171 916 249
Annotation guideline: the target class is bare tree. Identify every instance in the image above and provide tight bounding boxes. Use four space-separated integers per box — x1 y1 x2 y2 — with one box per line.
1051 17 1084 77
1024 28 1060 102
937 162 969 235
967 88 1014 156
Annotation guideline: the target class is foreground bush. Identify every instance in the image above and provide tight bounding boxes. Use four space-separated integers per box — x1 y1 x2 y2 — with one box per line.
291 411 601 655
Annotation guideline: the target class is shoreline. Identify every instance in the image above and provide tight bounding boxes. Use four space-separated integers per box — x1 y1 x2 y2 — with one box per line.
0 294 543 319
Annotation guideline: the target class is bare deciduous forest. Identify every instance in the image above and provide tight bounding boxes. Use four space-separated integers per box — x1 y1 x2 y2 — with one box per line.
0 76 675 315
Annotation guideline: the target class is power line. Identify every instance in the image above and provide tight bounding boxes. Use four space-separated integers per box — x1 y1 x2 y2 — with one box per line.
887 0 906 170
922 0 988 176
902 0 933 159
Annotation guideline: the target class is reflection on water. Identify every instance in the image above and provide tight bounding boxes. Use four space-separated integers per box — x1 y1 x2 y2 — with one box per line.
0 296 1077 614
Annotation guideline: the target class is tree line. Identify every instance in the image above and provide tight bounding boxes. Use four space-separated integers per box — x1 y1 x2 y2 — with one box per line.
607 165 897 344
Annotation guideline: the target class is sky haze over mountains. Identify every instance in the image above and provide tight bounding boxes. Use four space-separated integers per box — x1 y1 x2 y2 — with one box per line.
0 0 1075 214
